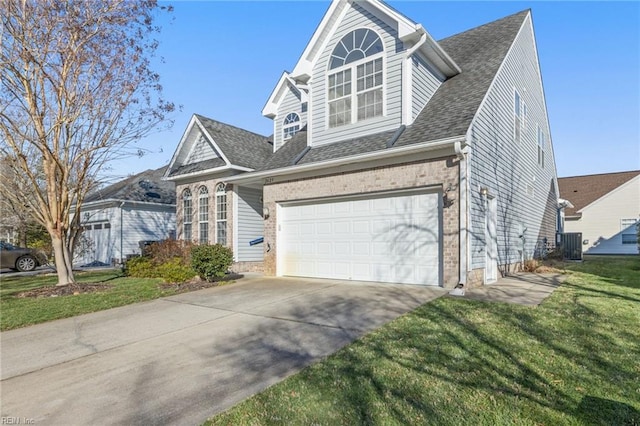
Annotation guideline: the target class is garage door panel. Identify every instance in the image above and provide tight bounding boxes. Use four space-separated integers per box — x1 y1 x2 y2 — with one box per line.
317 222 332 234
279 191 441 286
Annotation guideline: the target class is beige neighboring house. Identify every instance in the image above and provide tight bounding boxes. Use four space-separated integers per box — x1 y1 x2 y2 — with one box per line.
558 171 640 255
166 0 561 288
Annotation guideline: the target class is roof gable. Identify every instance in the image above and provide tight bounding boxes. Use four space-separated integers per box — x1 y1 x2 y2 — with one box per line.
558 170 640 217
166 114 273 179
289 0 459 83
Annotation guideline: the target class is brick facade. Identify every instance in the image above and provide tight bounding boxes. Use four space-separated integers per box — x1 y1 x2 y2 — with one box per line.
262 157 461 288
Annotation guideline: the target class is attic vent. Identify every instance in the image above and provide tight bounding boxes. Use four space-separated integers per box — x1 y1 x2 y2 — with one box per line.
145 192 161 199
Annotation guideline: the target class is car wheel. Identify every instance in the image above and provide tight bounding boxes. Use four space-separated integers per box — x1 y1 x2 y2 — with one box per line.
16 255 37 272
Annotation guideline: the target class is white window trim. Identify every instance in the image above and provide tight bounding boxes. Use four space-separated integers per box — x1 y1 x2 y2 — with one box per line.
326 53 385 129
182 189 193 242
283 112 301 140
537 124 545 168
326 28 386 130
215 183 227 246
198 186 209 244
514 88 521 143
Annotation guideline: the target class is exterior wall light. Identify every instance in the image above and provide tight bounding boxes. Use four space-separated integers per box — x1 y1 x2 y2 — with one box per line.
263 206 270 219
480 187 489 197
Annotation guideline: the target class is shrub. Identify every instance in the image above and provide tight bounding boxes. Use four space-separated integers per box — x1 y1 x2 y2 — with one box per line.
156 258 196 283
148 240 194 264
125 256 156 278
191 244 234 281
522 258 540 273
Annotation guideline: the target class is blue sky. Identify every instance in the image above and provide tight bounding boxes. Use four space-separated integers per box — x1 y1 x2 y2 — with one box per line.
110 1 640 181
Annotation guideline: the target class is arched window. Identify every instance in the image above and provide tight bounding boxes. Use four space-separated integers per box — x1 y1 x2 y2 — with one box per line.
215 183 227 246
182 189 192 241
327 28 384 128
283 112 300 140
198 186 209 244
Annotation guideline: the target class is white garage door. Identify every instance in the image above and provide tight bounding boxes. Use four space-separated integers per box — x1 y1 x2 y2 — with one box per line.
278 190 441 285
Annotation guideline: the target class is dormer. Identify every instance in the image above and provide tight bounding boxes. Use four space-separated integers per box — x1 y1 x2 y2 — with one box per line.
262 72 309 152
262 0 460 149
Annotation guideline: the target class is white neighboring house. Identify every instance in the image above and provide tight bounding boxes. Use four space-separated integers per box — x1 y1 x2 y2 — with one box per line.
75 166 176 266
558 171 640 255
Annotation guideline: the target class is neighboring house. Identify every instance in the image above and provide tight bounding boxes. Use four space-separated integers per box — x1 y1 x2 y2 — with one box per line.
558 171 640 255
75 166 176 265
166 0 559 287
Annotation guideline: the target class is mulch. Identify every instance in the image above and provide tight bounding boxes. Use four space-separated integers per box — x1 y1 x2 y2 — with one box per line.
16 283 113 298
15 273 245 298
160 273 244 292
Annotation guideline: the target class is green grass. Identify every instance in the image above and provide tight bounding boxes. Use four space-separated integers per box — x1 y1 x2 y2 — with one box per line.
207 256 640 425
0 270 174 331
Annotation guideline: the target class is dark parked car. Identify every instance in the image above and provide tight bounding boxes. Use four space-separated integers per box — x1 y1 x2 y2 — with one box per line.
0 241 45 272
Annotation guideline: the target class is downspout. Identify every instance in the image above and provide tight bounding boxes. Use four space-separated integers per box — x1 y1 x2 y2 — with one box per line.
386 125 406 148
401 31 427 125
292 146 311 165
454 141 469 287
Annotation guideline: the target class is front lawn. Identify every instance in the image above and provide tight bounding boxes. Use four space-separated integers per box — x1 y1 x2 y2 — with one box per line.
208 256 640 425
0 270 172 331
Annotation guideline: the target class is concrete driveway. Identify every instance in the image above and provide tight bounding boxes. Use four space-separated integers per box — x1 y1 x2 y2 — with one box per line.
0 274 445 425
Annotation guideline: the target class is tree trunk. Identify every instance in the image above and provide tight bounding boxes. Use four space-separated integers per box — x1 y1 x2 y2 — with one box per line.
51 236 76 286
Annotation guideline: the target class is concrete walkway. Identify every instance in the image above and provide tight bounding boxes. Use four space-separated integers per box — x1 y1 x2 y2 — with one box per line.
461 272 566 306
0 275 445 426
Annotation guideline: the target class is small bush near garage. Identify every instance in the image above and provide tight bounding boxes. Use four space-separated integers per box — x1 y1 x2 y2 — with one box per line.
155 258 196 284
125 240 196 283
191 244 234 281
124 256 156 278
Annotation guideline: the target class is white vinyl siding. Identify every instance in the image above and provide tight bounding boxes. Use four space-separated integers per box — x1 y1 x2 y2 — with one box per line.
77 204 175 265
186 134 220 164
411 54 443 120
274 87 306 151
235 186 264 262
468 15 558 269
278 191 441 285
309 2 402 146
564 176 640 255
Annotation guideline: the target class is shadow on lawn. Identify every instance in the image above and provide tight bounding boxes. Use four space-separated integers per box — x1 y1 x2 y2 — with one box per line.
267 280 632 423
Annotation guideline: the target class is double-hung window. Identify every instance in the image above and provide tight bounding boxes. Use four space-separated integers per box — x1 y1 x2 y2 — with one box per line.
537 125 545 168
514 90 521 143
328 28 384 128
198 186 209 244
182 189 192 241
215 183 227 246
621 219 638 244
283 113 300 140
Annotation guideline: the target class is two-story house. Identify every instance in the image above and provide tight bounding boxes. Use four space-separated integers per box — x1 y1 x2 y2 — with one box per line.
165 0 559 288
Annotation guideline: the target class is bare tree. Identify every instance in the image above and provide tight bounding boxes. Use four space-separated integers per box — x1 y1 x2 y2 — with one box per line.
0 0 174 285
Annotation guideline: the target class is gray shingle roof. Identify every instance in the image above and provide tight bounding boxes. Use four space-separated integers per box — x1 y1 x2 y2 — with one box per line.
396 10 529 147
259 10 529 170
167 158 226 178
86 166 175 205
195 114 272 170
